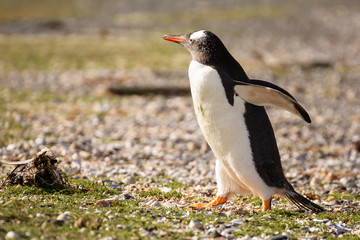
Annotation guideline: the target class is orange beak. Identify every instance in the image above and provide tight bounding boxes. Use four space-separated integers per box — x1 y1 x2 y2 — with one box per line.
163 35 185 43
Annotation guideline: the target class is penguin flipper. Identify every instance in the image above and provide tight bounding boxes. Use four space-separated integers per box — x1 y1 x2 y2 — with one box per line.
233 79 311 123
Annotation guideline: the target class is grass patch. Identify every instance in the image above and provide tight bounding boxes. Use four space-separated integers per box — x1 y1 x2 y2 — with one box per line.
328 191 360 201
136 178 187 199
0 0 88 22
1 178 360 239
137 189 182 199
0 34 189 73
114 6 292 28
0 178 209 239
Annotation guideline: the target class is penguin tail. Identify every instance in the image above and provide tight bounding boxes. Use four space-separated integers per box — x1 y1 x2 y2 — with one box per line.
284 190 325 213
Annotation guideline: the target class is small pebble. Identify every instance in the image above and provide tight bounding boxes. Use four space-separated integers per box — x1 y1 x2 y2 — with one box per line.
162 202 174 208
57 212 72 222
157 217 167 223
205 227 221 237
79 150 91 159
328 200 340 206
309 227 319 232
225 210 236 216
326 196 335 201
123 176 136 184
230 218 245 226
189 220 204 230
220 228 242 236
105 210 114 216
161 187 172 193
74 217 87 228
310 177 321 186
150 201 161 208
95 199 112 207
325 172 337 182
6 144 17 151
5 231 21 240
312 218 327 223
332 223 347 234
118 194 135 200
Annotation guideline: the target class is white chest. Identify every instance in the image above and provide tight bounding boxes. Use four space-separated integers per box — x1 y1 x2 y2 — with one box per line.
188 60 249 155
187 60 274 199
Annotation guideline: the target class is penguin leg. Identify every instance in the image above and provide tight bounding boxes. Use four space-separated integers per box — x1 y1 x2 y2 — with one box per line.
262 197 272 211
252 197 272 213
187 160 231 210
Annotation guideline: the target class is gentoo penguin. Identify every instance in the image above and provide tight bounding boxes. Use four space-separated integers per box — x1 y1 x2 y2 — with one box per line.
163 30 324 212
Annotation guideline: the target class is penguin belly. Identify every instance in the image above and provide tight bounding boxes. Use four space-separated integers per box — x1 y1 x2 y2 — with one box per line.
188 60 275 200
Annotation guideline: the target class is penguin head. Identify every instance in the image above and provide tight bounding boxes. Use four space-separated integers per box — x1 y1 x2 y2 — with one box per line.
163 30 228 64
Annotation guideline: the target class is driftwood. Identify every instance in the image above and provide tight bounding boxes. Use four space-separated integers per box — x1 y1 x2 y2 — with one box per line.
108 86 190 96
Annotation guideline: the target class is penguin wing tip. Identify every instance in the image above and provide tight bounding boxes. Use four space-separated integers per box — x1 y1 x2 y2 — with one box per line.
293 103 311 123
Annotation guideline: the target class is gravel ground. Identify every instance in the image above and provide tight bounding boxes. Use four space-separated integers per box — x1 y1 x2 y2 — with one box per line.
1 0 360 239
1 62 360 239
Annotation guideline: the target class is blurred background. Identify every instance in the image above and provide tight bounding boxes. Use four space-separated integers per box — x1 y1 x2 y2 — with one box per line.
0 0 359 191
1 0 359 73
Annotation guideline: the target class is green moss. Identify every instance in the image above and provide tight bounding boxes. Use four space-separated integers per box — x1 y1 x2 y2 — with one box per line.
316 211 360 225
137 189 182 199
324 191 360 202
157 176 188 190
235 195 263 208
0 178 187 239
167 179 188 191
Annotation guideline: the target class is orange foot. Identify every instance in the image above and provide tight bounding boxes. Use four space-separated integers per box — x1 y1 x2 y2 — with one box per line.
187 196 227 210
253 198 272 213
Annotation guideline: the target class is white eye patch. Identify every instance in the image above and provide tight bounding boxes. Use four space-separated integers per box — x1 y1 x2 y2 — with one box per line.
190 30 206 40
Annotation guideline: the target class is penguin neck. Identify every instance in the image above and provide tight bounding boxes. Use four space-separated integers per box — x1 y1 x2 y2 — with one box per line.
192 48 249 82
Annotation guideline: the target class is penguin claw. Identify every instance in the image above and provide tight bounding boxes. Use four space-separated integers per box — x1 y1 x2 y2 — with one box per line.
185 204 219 211
185 202 209 210
186 196 228 210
